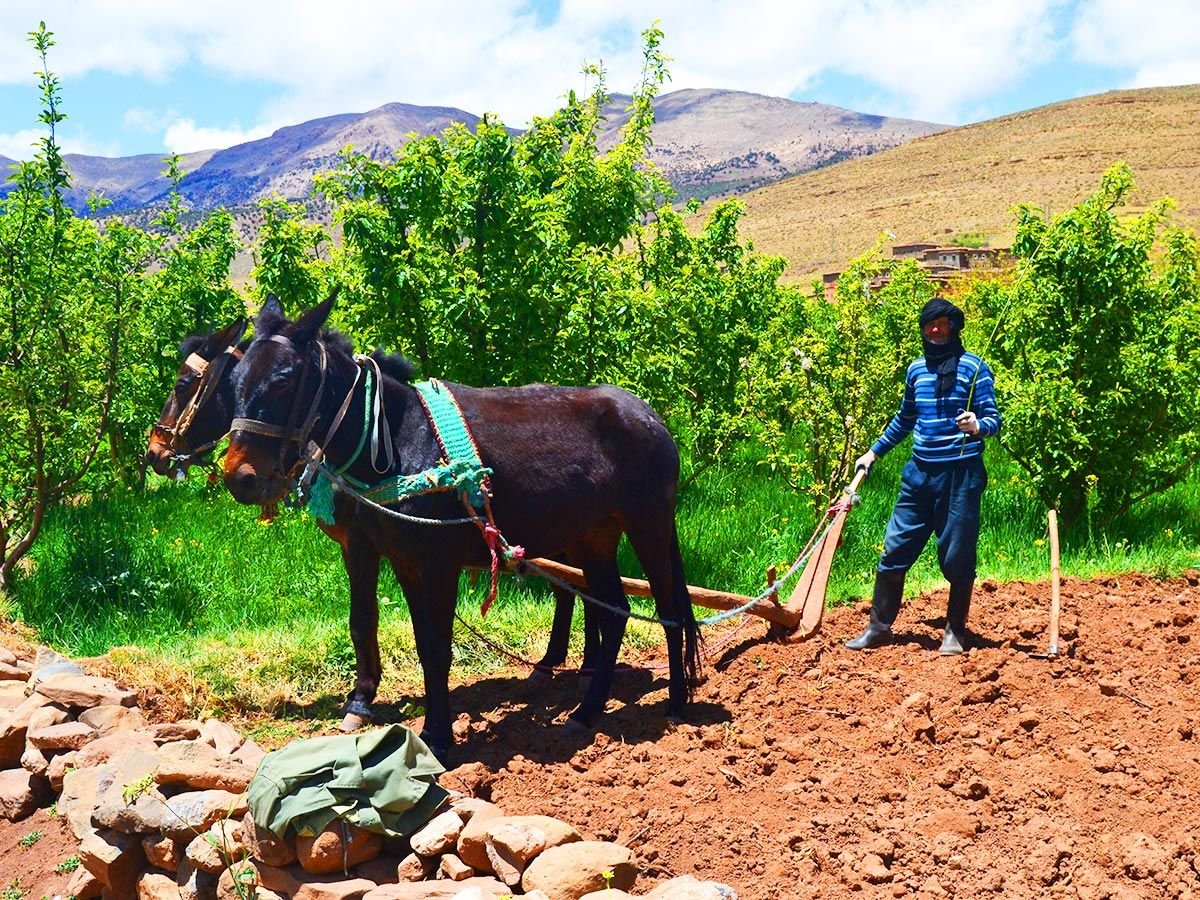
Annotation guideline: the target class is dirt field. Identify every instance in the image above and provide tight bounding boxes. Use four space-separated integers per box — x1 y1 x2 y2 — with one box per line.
4 572 1200 898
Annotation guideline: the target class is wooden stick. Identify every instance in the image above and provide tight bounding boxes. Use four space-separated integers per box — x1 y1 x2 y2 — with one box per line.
518 557 801 629
1047 507 1061 656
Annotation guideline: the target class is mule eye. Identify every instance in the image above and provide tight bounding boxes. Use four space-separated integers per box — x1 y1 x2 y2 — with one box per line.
268 372 292 392
175 374 195 391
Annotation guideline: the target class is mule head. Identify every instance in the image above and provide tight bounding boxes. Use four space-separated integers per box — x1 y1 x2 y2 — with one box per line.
223 293 337 505
146 318 247 479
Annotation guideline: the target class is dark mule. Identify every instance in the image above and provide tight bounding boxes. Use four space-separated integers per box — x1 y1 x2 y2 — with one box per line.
146 320 599 690
146 319 248 479
222 296 700 758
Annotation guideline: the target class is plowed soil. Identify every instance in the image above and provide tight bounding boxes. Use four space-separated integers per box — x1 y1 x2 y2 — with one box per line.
5 573 1200 899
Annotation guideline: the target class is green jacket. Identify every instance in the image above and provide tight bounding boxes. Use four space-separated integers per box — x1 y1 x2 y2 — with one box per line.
247 724 447 838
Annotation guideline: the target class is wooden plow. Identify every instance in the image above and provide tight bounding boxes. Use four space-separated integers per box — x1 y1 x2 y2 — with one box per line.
518 469 868 639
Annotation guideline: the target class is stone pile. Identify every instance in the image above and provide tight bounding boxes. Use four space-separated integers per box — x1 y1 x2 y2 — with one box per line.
0 646 737 900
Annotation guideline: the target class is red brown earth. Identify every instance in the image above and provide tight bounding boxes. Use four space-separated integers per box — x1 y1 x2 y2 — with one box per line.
5 572 1200 899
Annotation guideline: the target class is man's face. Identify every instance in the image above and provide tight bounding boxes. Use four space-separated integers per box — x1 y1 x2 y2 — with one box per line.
922 316 953 345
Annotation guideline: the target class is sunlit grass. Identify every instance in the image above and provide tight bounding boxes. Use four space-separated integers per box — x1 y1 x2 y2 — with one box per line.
10 443 1200 710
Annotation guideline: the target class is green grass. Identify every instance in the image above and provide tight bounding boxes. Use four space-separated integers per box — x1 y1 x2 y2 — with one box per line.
9 444 1200 710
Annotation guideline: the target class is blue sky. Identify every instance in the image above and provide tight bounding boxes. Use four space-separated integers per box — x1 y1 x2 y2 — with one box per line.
2 0 1198 160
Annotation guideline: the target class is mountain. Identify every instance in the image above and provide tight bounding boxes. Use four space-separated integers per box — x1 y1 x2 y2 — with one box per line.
1 91 943 214
600 88 947 199
726 84 1200 279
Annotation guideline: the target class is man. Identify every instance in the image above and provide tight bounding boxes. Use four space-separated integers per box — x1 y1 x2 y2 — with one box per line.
846 296 1001 655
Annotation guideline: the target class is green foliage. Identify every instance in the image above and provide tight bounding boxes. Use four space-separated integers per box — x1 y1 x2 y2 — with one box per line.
17 830 43 849
250 197 335 309
0 31 244 589
971 163 1200 526
748 240 932 508
54 855 81 874
313 28 671 386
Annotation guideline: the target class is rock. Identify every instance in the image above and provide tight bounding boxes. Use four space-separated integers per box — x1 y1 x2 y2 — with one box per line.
200 717 246 755
858 852 892 883
150 720 202 743
0 661 29 681
47 748 77 791
961 682 1003 705
28 703 69 732
397 851 437 881
293 880 380 900
79 703 147 736
360 877 510 898
438 852 474 881
156 739 256 792
233 736 266 768
141 834 182 872
644 875 740 898
458 813 580 872
0 681 27 708
176 859 222 900
92 779 167 833
581 892 636 900
186 828 231 873
29 651 84 685
0 691 55 767
0 766 47 820
59 747 161 842
521 841 637 898
160 789 249 839
74 730 158 769
34 672 137 707
409 808 464 857
78 827 147 894
28 719 98 750
66 863 104 899
135 870 180 900
296 821 383 875
243 810 297 866
449 796 503 825
20 743 49 777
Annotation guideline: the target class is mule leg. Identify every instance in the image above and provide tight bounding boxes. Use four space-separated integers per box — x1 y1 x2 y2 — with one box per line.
571 556 629 727
342 535 384 719
626 522 699 721
531 585 576 680
398 561 459 762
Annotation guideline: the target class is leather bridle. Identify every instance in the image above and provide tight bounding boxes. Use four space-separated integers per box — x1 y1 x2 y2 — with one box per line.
229 335 330 482
150 343 243 466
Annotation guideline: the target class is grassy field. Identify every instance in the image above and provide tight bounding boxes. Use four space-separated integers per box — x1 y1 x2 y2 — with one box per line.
7 442 1199 722
712 84 1200 280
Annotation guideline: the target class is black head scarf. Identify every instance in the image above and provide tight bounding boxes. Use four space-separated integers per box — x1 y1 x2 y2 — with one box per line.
919 297 966 411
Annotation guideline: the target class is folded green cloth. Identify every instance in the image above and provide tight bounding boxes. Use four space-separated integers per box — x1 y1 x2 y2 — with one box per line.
247 724 447 838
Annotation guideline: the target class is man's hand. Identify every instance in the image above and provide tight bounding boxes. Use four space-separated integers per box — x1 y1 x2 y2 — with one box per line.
854 450 877 475
955 409 980 435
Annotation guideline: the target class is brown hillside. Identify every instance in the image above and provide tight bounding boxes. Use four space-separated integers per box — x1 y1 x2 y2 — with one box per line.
727 84 1200 280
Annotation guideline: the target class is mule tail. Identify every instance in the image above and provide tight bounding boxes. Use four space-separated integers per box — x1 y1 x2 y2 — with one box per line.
671 525 703 699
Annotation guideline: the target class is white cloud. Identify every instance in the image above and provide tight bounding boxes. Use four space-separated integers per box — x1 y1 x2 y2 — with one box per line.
5 0 1194 155
1071 0 1200 86
163 118 278 154
0 128 44 160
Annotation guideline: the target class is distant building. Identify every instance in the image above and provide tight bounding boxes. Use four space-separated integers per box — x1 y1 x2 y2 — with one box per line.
821 241 1014 299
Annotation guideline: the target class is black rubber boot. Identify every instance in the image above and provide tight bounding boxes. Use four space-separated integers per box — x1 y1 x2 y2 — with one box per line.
845 570 905 650
940 580 973 655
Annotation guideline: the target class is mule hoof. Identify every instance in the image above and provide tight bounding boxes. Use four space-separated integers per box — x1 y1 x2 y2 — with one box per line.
339 712 370 732
528 664 554 685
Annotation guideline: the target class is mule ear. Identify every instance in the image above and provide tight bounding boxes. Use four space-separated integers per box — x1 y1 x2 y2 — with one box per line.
293 294 336 345
214 317 248 349
256 294 286 337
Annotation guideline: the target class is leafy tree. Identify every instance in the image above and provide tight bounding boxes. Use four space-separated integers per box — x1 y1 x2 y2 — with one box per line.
618 199 789 482
315 25 672 385
748 242 931 508
250 196 334 309
0 24 117 588
973 163 1200 527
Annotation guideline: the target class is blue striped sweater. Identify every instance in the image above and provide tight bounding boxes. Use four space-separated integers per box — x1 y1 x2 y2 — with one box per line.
871 351 1001 463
